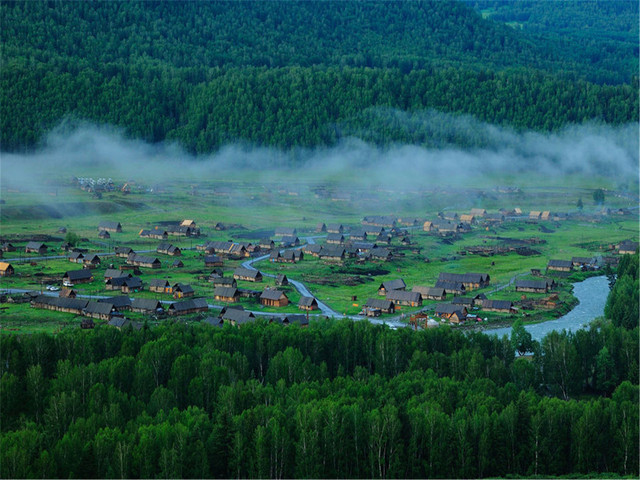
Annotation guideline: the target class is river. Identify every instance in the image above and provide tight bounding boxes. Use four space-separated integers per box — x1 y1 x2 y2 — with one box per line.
485 275 609 341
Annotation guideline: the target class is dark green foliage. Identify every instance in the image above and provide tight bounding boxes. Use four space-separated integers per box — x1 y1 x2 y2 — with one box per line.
1 1 638 152
605 253 639 329
1 319 638 478
593 188 606 205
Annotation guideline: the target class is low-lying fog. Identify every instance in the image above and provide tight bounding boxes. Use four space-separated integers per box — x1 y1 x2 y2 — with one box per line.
2 111 638 193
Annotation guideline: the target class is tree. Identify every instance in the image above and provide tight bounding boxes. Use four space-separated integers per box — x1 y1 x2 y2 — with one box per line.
64 231 80 247
510 319 534 356
592 188 605 205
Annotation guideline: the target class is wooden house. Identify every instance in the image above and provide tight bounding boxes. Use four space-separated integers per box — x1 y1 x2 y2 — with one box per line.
481 299 515 313
204 255 224 267
214 286 240 303
547 259 573 272
370 248 392 261
157 243 182 256
571 257 595 268
180 219 197 228
203 317 224 328
352 242 376 253
98 230 111 239
350 230 368 241
540 211 551 221
280 315 310 327
173 283 194 299
83 254 102 267
168 298 208 316
222 308 255 326
362 216 396 228
0 262 14 276
127 254 161 269
258 239 275 251
515 279 549 294
437 273 490 290
99 296 132 312
298 296 318 311
459 214 476 225
139 229 168 240
59 288 76 298
98 221 122 233
363 225 385 237
316 223 327 233
83 301 118 321
115 247 134 258
434 304 468 323
149 279 173 293
529 211 542 220
434 281 466 296
63 269 93 285
172 259 184 268
303 244 323 256
104 269 130 280
327 224 344 234
362 298 395 316
211 277 237 288
423 221 435 232
618 241 639 255
131 298 164 314
25 242 48 254
378 279 406 295
107 318 141 330
32 295 89 316
412 286 446 301
69 251 84 263
470 208 487 217
260 289 289 307
386 290 422 307
165 225 197 237
281 250 302 263
233 267 263 282
326 233 345 245
281 236 301 247
275 227 298 238
275 274 289 286
319 246 346 263
1 242 16 252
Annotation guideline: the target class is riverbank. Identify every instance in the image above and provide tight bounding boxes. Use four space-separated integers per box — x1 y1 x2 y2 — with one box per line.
479 276 609 341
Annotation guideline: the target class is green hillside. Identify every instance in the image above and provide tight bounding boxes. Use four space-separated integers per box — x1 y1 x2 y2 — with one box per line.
1 0 638 152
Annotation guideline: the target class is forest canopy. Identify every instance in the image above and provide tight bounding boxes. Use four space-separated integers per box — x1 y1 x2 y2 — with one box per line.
1 0 638 153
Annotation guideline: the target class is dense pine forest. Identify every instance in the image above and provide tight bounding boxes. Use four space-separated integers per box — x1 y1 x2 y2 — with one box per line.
1 255 638 478
1 0 638 152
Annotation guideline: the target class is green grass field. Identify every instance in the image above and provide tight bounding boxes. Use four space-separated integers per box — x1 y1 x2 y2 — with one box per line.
1 172 637 332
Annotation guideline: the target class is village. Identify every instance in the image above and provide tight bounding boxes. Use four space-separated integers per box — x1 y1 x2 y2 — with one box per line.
1 177 637 334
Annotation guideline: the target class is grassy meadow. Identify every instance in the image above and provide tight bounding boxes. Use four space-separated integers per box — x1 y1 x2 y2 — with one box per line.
1 170 637 332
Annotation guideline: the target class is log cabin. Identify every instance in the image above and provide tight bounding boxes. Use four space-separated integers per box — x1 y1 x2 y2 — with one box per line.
386 290 422 307
25 242 48 254
214 286 240 303
233 267 263 282
260 289 289 307
412 286 446 301
168 298 208 315
98 221 122 233
298 296 318 311
378 279 406 295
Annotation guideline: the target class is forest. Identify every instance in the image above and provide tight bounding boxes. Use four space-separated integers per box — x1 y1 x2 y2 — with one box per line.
1 0 638 152
1 255 638 478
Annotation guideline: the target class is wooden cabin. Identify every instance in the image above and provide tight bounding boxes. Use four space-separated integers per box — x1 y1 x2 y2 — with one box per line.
298 296 319 311
434 304 468 323
412 286 445 301
157 243 182 256
260 289 289 307
98 221 122 233
25 242 48 254
437 273 490 290
63 269 93 285
547 259 573 272
233 267 263 282
214 286 240 303
362 298 395 316
481 299 515 313
127 254 161 269
515 279 549 294
168 298 208 315
130 298 164 314
172 283 195 298
0 262 15 276
378 279 406 296
386 290 422 307
149 279 172 293
204 255 224 267
115 247 134 258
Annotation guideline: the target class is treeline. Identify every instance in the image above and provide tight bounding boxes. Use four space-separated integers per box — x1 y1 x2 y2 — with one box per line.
3 0 630 79
1 0 638 153
605 252 639 330
1 315 638 477
2 63 637 153
474 0 639 85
